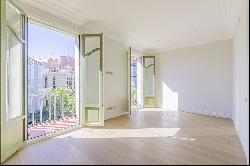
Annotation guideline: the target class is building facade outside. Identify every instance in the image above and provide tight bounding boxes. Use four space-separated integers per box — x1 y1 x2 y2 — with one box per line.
28 57 44 122
28 56 76 124
43 66 75 90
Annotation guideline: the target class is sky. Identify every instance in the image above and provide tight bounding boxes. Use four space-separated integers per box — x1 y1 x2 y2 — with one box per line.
28 23 75 61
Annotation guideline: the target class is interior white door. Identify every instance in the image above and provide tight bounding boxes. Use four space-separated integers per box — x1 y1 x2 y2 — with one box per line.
0 0 28 163
82 34 104 126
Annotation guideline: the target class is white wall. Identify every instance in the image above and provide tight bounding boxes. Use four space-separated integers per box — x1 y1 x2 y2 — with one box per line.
155 39 233 118
233 0 249 163
103 37 128 120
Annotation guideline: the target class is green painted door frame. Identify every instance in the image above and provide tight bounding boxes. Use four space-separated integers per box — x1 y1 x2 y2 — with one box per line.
143 56 156 108
0 0 28 163
128 47 132 115
81 33 104 126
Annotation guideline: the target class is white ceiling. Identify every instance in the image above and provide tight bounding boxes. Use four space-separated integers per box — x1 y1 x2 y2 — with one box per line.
16 0 242 53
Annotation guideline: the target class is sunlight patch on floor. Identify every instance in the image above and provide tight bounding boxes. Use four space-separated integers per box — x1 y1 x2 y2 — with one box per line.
57 127 182 139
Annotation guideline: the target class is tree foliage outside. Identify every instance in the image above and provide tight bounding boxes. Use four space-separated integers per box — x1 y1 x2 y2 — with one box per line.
34 87 75 124
131 86 137 107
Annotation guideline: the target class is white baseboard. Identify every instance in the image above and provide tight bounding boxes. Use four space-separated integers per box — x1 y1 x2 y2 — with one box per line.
161 106 232 119
233 118 249 165
104 109 128 120
162 107 232 119
179 109 232 119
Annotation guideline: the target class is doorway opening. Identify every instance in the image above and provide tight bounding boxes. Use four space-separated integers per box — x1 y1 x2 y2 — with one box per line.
143 56 156 108
1 0 105 162
27 22 80 140
129 51 156 113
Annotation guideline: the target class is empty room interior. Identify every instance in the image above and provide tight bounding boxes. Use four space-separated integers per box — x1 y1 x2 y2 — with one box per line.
0 0 249 165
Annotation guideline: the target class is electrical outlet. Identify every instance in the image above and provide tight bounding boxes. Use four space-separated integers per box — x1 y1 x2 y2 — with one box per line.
106 107 111 111
106 107 113 111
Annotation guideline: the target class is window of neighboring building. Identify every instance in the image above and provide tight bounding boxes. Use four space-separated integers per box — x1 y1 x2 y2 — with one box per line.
53 76 56 88
44 76 48 88
66 76 69 87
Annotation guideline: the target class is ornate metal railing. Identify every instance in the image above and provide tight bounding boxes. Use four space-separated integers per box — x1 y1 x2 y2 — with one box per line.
28 88 76 126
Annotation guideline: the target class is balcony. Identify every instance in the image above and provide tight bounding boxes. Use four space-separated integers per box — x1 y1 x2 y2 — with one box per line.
28 88 79 140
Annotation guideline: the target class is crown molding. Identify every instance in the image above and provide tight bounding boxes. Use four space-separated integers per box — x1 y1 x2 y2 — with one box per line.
144 36 233 55
16 0 242 55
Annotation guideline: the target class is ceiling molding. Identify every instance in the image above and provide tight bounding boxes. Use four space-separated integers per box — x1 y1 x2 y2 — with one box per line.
16 0 243 54
16 0 82 35
144 36 233 55
17 0 90 27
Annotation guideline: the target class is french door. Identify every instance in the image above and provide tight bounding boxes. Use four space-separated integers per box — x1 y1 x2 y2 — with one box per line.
143 56 156 107
0 0 28 163
81 34 104 126
128 47 132 115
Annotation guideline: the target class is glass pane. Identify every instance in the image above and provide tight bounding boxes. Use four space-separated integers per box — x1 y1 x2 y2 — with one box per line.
131 56 143 111
85 37 100 106
145 57 154 67
144 58 155 96
6 1 22 38
84 37 100 55
6 27 23 120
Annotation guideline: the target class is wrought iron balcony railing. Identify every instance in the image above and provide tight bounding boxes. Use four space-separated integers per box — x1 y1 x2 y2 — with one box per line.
28 88 78 139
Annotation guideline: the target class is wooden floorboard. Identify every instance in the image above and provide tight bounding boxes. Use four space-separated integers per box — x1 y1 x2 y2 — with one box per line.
3 109 247 165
